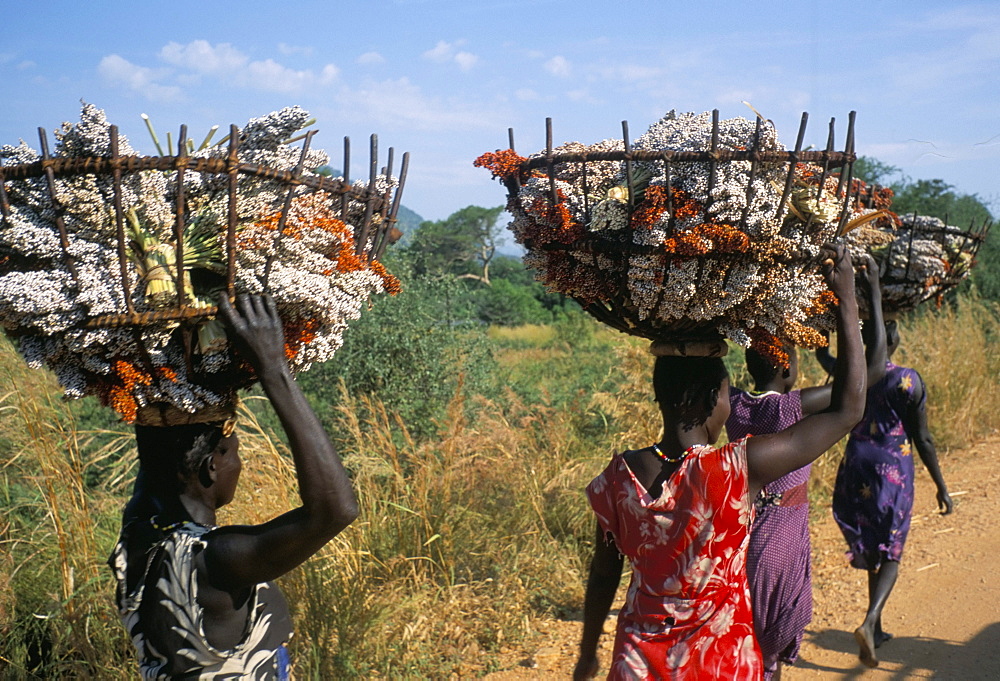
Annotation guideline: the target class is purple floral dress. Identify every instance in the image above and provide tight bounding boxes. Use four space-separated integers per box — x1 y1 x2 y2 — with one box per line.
833 362 922 570
727 389 812 680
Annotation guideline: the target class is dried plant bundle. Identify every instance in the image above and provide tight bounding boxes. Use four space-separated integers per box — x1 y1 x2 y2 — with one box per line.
477 109 879 366
0 104 409 422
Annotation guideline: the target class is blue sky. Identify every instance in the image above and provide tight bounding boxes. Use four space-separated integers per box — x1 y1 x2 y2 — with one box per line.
2 0 997 230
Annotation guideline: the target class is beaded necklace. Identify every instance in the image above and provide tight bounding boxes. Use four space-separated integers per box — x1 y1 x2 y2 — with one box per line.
651 443 694 464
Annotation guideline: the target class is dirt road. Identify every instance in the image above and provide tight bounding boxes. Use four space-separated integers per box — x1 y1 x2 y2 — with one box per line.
485 435 1000 680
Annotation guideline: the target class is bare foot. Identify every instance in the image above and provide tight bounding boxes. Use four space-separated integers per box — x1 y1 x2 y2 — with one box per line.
854 625 879 668
875 630 893 648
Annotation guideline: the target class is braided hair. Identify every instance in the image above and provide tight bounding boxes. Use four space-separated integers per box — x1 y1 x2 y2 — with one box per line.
652 356 729 430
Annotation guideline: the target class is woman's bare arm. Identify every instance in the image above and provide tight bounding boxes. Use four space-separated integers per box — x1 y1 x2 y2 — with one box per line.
801 253 886 415
575 524 624 680
901 376 953 514
747 247 866 497
203 295 359 590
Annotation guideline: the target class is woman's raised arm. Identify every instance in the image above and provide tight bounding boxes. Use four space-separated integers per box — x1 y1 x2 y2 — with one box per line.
202 294 359 591
800 253 886 415
746 246 866 498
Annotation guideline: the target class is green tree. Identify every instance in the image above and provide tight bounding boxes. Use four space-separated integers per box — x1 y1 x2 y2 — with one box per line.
891 179 993 229
471 278 549 326
852 156 903 186
295 253 498 441
409 205 505 284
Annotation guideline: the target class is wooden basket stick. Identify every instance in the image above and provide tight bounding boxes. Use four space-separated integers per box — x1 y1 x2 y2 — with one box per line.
109 126 135 314
173 124 189 306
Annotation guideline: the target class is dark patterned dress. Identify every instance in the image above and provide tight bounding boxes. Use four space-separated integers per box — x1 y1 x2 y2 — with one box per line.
110 520 293 679
833 362 921 570
727 389 812 680
586 439 763 680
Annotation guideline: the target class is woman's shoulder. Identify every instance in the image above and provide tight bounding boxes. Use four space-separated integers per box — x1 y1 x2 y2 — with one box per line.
709 437 751 474
586 452 626 493
884 363 923 396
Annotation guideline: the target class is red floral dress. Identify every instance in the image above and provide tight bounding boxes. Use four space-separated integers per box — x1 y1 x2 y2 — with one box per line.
587 439 763 680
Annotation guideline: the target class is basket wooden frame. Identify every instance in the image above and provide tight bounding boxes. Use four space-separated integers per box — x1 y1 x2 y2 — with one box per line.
499 110 861 344
0 122 409 330
879 212 992 312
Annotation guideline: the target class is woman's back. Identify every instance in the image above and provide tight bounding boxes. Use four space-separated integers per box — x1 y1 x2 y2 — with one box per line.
850 363 923 446
586 440 761 679
110 521 293 679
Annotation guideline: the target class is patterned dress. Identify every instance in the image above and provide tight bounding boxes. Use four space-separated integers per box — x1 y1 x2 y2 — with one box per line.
109 520 293 679
833 362 922 570
586 439 763 680
727 389 812 680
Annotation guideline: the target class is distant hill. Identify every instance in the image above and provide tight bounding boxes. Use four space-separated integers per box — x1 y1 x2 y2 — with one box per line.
393 205 422 247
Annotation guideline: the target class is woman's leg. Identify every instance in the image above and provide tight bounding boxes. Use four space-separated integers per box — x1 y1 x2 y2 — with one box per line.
855 559 899 667
866 566 896 647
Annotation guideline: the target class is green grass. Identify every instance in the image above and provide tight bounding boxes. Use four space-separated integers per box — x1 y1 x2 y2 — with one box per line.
2 294 998 677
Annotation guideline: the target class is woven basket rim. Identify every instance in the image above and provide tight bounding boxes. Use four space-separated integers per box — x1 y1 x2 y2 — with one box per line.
0 154 390 211
134 400 238 427
520 147 854 171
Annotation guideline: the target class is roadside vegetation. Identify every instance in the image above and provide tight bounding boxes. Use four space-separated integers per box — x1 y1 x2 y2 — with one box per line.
1 160 997 677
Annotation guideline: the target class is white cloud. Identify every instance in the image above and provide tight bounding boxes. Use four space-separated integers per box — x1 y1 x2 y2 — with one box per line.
337 77 504 132
98 54 181 102
233 60 336 92
423 40 455 63
357 51 385 65
454 51 478 72
240 59 314 93
159 40 247 74
277 43 313 57
597 64 666 84
515 88 539 101
545 56 571 78
320 64 339 83
422 40 478 71
17 60 35 70
99 41 341 99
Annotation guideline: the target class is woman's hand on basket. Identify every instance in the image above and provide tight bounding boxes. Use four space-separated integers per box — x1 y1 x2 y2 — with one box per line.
821 243 856 303
857 253 881 296
218 293 288 375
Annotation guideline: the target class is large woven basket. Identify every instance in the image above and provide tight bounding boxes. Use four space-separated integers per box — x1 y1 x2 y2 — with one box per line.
0 107 408 422
871 213 991 316
478 109 872 363
0 124 407 326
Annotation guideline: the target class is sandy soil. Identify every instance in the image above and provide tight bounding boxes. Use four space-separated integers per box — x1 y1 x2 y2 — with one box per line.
483 435 1000 680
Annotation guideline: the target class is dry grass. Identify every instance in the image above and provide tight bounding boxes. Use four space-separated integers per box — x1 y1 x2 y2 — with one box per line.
895 296 1000 449
1 295 998 677
0 336 134 677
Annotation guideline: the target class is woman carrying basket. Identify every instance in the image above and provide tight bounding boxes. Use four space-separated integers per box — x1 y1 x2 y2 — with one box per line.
574 245 867 680
819 317 953 668
724 254 886 680
109 294 358 679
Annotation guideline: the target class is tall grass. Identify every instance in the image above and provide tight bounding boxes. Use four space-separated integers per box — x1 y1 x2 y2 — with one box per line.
895 295 1000 448
2 294 998 677
0 336 134 678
